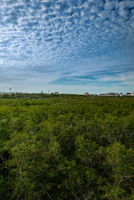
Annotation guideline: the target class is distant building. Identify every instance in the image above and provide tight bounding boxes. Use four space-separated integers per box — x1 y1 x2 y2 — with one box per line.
126 92 134 96
108 93 120 96
100 93 120 96
55 92 59 95
91 94 98 96
84 92 89 96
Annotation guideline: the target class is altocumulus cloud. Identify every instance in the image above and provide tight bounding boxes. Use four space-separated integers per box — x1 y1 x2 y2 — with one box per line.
0 0 134 93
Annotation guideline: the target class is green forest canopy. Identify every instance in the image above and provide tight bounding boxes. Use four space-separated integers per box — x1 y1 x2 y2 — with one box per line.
0 95 134 200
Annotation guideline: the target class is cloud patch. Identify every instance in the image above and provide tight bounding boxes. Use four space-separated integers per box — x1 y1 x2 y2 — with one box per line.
0 0 134 92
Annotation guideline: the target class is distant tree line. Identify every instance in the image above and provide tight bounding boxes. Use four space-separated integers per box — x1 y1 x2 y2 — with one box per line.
0 92 62 99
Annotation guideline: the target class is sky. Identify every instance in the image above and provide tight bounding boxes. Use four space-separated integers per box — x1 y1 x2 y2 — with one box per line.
0 0 134 94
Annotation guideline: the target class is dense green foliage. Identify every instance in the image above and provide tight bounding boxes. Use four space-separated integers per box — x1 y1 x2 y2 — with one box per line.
0 96 134 200
0 92 60 99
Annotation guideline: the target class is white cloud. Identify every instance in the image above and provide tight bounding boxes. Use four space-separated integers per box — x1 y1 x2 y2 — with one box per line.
0 0 133 92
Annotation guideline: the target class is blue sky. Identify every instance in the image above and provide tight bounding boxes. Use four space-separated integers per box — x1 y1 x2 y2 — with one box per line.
0 0 134 94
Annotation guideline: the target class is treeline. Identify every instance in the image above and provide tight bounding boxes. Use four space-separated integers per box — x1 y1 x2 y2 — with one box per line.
0 96 134 200
0 92 62 99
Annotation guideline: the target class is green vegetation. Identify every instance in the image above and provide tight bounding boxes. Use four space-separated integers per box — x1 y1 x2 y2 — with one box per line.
0 95 134 200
